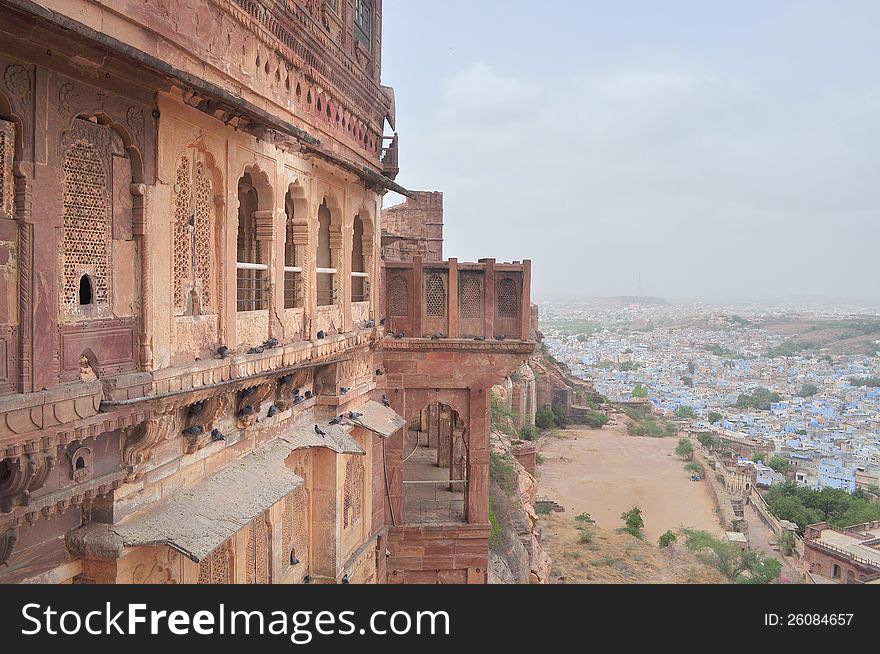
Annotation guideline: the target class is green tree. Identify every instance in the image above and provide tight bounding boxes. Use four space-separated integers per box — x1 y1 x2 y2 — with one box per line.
708 411 723 424
681 529 781 584
675 405 697 420
675 438 694 461
799 383 819 397
767 456 790 474
621 507 645 539
631 384 649 398
658 531 677 548
697 432 715 449
684 461 705 476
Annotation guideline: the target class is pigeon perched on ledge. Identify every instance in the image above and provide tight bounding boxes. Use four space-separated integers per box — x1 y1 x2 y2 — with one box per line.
329 416 343 426
237 406 255 419
431 333 445 341
267 405 280 418
183 425 204 437
216 346 230 359
211 429 226 442
382 395 391 408
348 411 363 420
339 387 351 395
248 346 265 355
314 424 327 437
317 330 326 340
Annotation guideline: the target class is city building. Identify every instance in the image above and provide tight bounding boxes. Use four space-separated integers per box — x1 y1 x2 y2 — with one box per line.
804 521 880 584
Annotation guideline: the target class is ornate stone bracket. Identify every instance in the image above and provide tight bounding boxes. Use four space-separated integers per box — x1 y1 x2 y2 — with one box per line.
0 451 56 513
121 416 173 480
0 526 17 567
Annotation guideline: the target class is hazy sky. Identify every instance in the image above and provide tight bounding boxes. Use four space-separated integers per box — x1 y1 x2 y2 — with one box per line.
381 1 880 303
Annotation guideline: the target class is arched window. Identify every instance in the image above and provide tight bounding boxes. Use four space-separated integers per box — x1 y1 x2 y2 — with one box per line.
350 214 368 303
61 118 113 317
388 275 408 317
283 191 303 309
497 277 519 318
316 199 336 307
425 274 446 318
173 150 216 315
236 172 268 312
459 276 482 319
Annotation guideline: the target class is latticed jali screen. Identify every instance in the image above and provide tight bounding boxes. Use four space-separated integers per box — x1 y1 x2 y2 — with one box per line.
281 487 309 569
424 273 446 318
388 275 408 317
61 120 114 313
173 152 215 314
497 277 519 318
197 540 232 584
343 456 363 530
245 513 272 584
459 275 483 319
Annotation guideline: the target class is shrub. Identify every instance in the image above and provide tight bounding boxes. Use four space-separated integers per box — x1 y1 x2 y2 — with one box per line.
620 507 645 540
658 531 677 548
535 408 556 430
575 512 595 525
582 410 609 429
684 461 705 476
518 424 538 441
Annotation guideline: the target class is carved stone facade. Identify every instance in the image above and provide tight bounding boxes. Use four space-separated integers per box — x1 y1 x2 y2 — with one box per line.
0 0 534 586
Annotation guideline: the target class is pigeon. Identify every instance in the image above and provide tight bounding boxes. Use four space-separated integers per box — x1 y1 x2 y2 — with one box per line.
431 333 444 340
280 375 295 386
474 336 486 342
314 424 327 437
293 395 304 405
304 575 313 584
341 574 350 585
305 390 313 399
376 369 384 376
348 411 363 420
379 318 386 326
317 330 326 340
241 387 257 398
339 387 351 395
393 332 405 339
263 338 280 349
329 416 343 426
290 552 300 566
237 406 255 419
216 346 230 359
211 429 226 442
248 346 265 355
366 320 376 328
267 405 280 418
188 401 205 417
496 334 507 341
183 425 204 437
382 395 391 408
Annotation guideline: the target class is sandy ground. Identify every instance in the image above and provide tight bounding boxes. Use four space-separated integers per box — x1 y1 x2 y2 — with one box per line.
538 424 724 542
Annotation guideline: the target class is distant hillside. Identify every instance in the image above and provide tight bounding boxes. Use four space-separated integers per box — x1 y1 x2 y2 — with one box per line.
589 296 671 307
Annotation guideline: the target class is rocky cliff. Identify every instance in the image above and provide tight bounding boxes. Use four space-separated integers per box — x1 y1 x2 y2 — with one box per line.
488 427 552 584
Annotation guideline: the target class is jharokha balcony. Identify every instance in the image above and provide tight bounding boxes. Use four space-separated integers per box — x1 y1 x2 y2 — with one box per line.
383 257 533 349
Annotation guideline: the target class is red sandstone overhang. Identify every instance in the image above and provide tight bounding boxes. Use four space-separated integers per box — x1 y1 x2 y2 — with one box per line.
346 400 406 438
69 438 306 563
2 0 415 199
67 423 371 563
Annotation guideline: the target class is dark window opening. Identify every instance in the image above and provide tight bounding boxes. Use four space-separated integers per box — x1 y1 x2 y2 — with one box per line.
79 275 93 305
75 457 86 470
